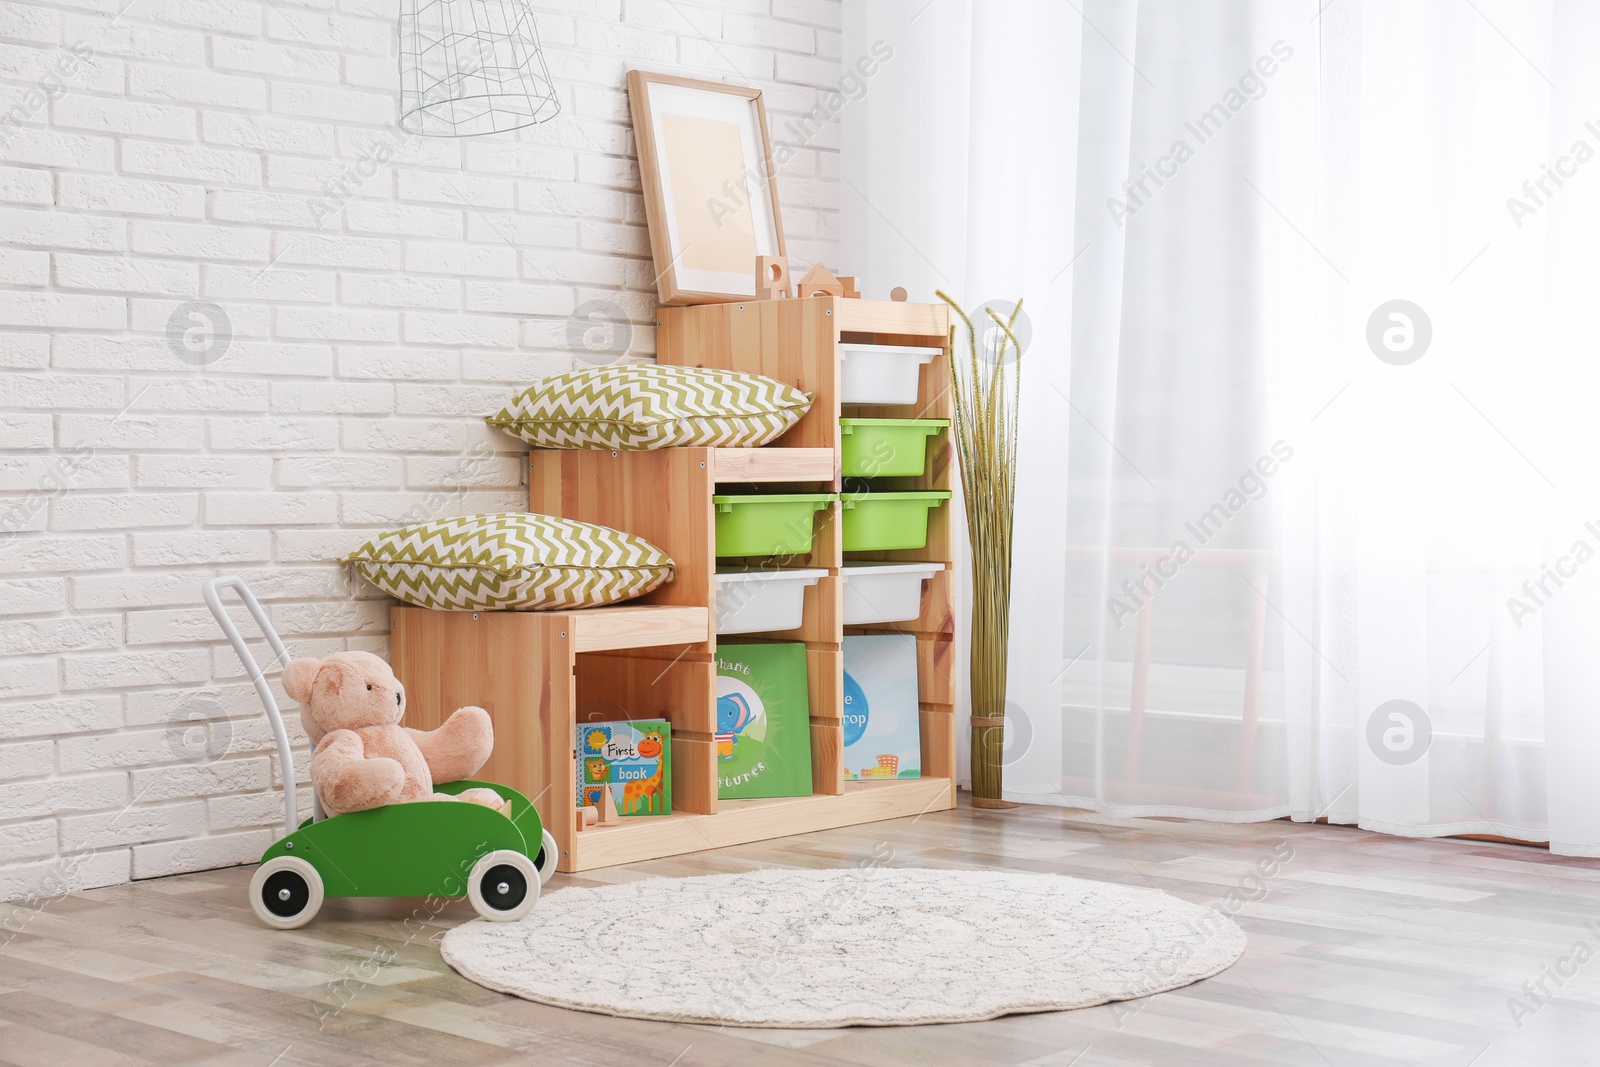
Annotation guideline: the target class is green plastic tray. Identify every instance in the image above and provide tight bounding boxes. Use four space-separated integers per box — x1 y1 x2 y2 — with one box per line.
840 418 949 477
713 493 836 557
840 490 952 552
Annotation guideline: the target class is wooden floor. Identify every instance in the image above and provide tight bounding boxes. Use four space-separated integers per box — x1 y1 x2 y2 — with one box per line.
3 799 1599 1067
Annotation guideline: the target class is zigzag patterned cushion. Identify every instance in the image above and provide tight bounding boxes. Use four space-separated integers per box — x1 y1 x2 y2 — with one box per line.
486 365 813 450
346 513 674 611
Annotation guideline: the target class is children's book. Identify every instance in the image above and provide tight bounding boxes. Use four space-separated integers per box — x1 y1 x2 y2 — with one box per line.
842 635 921 781
716 642 812 799
575 720 671 816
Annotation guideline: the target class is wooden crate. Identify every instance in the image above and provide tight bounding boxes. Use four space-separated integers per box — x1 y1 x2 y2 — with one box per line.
392 604 713 872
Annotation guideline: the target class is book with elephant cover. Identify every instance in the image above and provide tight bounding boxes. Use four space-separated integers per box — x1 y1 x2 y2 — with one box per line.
842 634 921 781
715 642 812 799
576 719 671 816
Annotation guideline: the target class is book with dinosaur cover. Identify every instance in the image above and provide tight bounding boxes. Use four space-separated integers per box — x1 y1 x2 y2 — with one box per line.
842 634 921 781
576 719 671 816
715 641 812 799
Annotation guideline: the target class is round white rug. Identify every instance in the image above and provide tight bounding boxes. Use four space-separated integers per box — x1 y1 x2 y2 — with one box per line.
441 868 1247 1027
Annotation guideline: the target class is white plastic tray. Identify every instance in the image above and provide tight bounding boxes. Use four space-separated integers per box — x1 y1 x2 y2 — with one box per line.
840 345 941 405
840 562 945 625
714 567 828 635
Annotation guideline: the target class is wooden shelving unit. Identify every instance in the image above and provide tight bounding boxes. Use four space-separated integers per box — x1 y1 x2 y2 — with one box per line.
392 295 957 873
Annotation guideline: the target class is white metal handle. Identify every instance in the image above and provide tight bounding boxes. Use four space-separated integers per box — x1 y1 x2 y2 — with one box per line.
201 577 320 833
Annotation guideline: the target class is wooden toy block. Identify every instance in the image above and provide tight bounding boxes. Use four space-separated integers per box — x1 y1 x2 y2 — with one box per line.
890 286 909 301
595 786 619 824
836 275 861 298
799 263 844 298
755 255 790 300
576 804 598 831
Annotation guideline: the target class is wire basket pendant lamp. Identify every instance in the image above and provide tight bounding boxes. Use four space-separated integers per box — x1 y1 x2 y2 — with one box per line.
399 0 560 136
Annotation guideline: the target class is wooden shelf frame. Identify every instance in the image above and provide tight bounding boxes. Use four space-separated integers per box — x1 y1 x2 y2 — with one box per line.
657 294 958 813
711 445 833 483
391 604 719 873
391 294 958 873
564 776 954 872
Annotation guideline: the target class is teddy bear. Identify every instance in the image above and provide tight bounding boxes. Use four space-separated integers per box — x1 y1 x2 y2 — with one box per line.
281 650 505 817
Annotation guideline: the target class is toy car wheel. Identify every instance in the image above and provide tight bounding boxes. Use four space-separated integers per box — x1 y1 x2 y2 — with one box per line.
468 849 540 921
533 828 559 886
249 856 324 930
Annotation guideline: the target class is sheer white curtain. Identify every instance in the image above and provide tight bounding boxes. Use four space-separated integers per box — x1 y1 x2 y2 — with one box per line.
843 0 1600 855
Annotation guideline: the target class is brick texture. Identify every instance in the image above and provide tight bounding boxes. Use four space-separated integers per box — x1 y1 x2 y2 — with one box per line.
0 0 844 901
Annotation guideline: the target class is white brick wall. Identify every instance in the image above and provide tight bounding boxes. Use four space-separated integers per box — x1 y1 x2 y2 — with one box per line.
0 0 843 904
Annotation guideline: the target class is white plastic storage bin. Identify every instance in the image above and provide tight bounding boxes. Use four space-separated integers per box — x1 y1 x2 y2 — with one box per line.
840 345 941 405
714 567 828 635
840 562 945 625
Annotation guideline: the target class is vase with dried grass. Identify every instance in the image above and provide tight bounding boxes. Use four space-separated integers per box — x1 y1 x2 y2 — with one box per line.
936 292 1023 809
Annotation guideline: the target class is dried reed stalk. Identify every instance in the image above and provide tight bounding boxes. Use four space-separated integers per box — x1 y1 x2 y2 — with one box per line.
936 292 1023 806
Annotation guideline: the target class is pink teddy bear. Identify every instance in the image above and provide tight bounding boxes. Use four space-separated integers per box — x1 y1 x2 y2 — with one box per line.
281 651 504 816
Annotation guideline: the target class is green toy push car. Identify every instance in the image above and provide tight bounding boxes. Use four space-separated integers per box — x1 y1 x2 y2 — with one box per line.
204 577 558 929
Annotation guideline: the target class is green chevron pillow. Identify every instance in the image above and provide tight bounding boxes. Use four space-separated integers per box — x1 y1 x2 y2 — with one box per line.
345 513 674 611
486 365 813 450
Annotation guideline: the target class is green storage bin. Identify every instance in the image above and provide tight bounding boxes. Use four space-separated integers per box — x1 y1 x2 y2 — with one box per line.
713 493 835 557
839 418 948 478
840 490 952 552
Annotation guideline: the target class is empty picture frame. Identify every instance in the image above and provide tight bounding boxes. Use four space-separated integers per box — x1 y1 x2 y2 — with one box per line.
627 70 786 305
